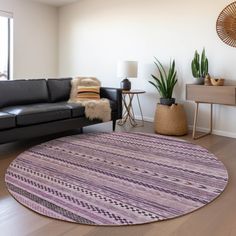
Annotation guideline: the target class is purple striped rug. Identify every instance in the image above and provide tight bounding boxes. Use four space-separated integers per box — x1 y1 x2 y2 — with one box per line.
5 132 228 226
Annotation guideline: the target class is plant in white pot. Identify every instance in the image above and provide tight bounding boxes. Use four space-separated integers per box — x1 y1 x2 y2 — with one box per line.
191 48 208 85
149 57 177 106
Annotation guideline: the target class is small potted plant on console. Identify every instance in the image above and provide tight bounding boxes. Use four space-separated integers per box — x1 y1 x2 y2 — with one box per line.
191 48 209 85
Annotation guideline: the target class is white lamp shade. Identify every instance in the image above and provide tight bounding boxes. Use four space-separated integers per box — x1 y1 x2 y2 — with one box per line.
117 61 138 78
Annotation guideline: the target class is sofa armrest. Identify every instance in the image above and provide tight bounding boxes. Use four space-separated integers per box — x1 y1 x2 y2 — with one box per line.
100 87 122 119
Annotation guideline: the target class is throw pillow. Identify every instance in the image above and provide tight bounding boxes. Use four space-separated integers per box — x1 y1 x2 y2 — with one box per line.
76 86 100 100
68 77 101 102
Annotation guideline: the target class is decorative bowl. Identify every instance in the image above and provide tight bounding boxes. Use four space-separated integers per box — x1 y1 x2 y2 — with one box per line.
210 78 225 86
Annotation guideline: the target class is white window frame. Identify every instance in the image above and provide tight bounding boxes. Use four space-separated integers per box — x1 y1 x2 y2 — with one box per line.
0 10 13 80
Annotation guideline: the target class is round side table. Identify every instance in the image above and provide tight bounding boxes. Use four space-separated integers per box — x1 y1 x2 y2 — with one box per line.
118 90 146 127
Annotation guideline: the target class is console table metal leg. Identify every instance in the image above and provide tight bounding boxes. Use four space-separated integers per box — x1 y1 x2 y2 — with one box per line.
192 102 213 140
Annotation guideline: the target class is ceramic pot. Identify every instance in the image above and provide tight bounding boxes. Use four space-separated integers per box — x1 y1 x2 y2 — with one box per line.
160 98 175 106
193 77 204 85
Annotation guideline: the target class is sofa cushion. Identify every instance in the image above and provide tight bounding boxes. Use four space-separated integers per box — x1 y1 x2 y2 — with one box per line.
63 100 116 118
47 78 72 102
2 103 71 126
0 79 49 108
60 102 85 118
0 112 16 130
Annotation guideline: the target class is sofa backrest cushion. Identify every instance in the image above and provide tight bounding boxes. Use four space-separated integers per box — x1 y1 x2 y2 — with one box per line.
47 78 72 102
0 79 49 108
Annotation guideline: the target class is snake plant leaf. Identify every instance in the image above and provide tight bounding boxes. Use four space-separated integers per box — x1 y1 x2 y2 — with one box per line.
154 61 167 95
150 74 165 97
150 58 177 99
149 81 159 92
166 59 175 95
191 60 199 78
201 48 206 76
154 57 167 79
168 71 177 98
195 51 200 71
205 58 208 74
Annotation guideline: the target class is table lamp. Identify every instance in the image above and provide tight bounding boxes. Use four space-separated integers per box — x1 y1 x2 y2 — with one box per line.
117 61 138 90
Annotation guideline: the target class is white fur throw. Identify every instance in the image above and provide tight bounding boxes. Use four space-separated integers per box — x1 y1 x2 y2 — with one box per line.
68 77 111 122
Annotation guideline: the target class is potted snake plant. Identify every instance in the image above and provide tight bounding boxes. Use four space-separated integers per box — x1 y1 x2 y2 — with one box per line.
149 57 178 106
191 48 208 85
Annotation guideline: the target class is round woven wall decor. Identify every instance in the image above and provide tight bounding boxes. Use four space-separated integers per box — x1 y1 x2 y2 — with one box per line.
216 1 236 47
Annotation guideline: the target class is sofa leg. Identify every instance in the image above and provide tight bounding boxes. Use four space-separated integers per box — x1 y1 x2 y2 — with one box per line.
112 119 116 132
80 128 84 134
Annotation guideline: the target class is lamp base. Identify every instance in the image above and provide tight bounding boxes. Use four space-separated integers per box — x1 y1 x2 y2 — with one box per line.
120 78 131 91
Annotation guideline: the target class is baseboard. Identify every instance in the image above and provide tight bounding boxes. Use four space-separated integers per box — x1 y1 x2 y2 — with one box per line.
135 116 154 123
135 115 236 139
188 125 236 139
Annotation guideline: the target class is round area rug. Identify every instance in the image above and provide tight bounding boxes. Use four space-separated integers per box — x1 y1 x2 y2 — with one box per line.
5 132 228 226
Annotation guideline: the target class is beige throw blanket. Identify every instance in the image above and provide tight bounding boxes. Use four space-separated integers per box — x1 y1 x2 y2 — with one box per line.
68 77 111 122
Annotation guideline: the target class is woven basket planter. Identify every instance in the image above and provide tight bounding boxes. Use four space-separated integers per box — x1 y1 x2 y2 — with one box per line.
154 104 188 136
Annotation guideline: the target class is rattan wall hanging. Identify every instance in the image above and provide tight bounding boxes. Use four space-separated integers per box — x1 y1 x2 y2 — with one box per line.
216 2 236 47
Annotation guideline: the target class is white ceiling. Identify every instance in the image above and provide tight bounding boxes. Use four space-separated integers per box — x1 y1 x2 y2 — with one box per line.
32 0 78 7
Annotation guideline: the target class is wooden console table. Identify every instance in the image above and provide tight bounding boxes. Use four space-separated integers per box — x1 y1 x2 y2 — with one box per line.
186 84 236 139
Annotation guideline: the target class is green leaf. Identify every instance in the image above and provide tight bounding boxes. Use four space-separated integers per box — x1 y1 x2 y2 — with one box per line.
195 51 200 71
150 74 165 97
166 59 175 97
153 60 167 95
154 57 167 79
201 48 206 77
205 58 208 74
150 57 177 99
191 60 200 78
149 80 159 92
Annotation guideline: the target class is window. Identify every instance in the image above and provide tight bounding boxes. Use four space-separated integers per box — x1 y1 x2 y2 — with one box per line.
0 11 13 80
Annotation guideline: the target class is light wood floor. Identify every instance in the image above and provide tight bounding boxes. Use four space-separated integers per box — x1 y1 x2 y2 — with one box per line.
0 121 236 236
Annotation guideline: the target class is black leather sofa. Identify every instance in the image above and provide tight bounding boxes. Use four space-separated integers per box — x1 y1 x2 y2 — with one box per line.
0 78 122 144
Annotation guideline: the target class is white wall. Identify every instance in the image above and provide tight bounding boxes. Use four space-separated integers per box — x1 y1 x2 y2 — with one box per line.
0 0 58 79
59 0 236 137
